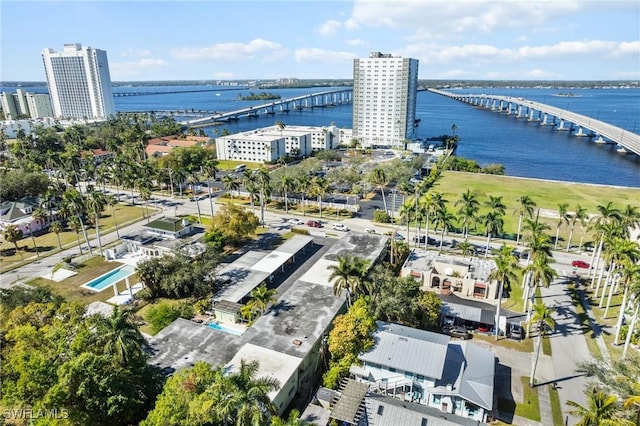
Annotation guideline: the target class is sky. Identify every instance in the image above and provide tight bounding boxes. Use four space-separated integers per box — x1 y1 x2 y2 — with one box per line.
1 0 639 82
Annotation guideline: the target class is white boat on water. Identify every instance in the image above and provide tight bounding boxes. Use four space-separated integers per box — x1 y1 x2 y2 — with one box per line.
616 145 627 154
215 93 221 96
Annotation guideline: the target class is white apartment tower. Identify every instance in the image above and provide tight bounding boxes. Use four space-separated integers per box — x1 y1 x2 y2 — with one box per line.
352 52 419 148
42 43 115 120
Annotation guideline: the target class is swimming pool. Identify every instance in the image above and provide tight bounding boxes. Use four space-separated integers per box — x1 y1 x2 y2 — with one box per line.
81 265 136 292
207 322 245 336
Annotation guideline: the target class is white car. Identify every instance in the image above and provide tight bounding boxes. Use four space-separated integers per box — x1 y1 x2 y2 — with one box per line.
288 218 304 225
332 223 350 232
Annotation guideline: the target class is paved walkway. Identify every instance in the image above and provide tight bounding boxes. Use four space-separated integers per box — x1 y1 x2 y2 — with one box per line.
539 270 602 426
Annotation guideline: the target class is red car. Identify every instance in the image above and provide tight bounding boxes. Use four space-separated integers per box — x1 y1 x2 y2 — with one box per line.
572 260 590 269
306 220 322 228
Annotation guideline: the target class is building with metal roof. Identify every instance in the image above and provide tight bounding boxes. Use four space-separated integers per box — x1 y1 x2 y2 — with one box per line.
351 321 495 423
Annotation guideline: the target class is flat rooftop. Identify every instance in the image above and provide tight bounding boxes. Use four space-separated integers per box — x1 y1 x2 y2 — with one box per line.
225 343 302 401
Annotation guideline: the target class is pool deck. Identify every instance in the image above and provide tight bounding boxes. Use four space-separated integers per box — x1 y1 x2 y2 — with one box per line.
106 283 144 305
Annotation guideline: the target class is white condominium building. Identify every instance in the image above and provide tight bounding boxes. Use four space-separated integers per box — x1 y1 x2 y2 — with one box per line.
216 124 348 163
216 132 286 164
352 52 419 148
42 43 115 120
0 89 53 120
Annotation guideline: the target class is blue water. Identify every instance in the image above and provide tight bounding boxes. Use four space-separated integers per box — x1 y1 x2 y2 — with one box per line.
207 321 244 336
3 83 638 187
82 265 135 291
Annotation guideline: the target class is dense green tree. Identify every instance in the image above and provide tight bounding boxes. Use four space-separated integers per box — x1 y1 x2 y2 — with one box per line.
0 169 50 201
2 224 23 251
211 203 259 245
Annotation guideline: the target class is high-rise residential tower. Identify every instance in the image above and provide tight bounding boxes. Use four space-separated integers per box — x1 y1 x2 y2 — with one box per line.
42 43 115 120
352 52 419 148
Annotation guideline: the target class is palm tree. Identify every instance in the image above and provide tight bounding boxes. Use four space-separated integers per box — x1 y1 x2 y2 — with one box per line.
310 176 328 219
201 159 219 218
187 173 202 223
455 189 479 239
457 239 476 256
280 175 295 214
222 360 279 426
614 262 640 345
554 203 570 250
528 302 555 387
433 206 456 252
481 210 504 258
50 221 63 249
567 389 634 426
623 281 640 358
63 188 92 255
327 254 370 307
567 205 588 252
420 192 445 248
249 283 277 315
92 307 145 367
296 175 311 216
489 245 521 339
486 195 507 216
256 167 271 226
222 174 239 200
515 195 536 245
68 216 84 254
106 195 120 238
32 206 48 231
602 237 640 315
371 167 388 214
86 188 107 256
2 224 23 252
620 204 640 239
524 256 557 333
588 202 622 280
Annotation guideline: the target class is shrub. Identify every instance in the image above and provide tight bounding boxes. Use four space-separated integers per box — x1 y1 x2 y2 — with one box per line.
373 209 392 223
146 302 179 334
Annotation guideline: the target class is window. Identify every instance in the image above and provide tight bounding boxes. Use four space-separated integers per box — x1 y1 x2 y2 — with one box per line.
432 395 441 405
377 405 384 415
405 372 414 380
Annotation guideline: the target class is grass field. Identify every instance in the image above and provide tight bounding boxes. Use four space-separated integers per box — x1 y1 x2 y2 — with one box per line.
432 171 640 244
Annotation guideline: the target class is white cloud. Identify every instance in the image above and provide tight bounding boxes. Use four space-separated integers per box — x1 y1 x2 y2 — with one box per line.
318 19 342 37
171 39 283 61
349 0 581 35
120 48 151 58
109 58 167 79
294 48 356 63
346 39 367 47
344 17 359 30
212 71 235 79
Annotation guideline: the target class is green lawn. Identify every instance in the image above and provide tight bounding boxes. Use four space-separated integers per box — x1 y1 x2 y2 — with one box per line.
549 385 564 426
0 204 146 272
432 171 640 244
515 376 541 421
27 256 135 305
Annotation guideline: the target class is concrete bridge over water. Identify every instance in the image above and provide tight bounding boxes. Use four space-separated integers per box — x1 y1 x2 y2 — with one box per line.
429 88 640 156
181 88 353 127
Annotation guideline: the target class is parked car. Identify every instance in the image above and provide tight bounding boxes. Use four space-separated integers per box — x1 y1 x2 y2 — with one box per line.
332 223 350 232
446 326 472 340
394 232 405 241
572 260 590 269
288 218 304 225
307 220 322 228
365 228 378 234
509 326 524 340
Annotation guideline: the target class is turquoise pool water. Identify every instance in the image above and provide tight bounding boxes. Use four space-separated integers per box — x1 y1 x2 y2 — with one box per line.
82 265 136 292
207 322 244 336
